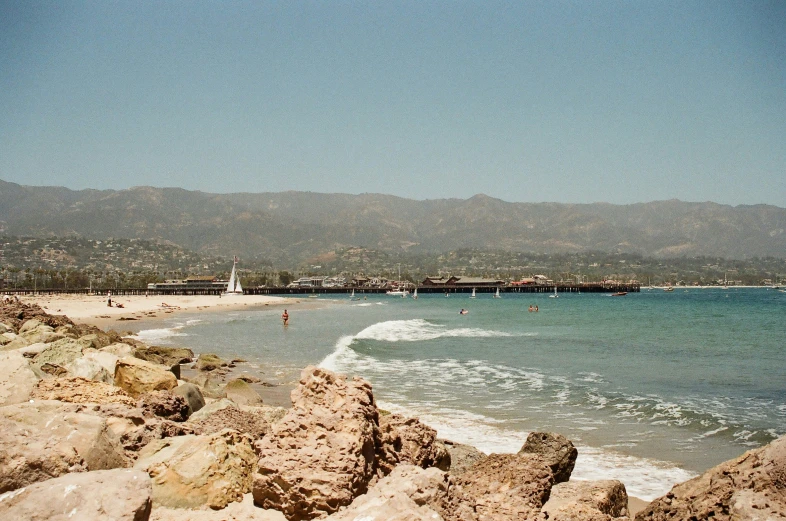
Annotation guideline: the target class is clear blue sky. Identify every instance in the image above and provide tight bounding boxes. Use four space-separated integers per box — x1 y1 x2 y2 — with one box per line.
1 1 784 206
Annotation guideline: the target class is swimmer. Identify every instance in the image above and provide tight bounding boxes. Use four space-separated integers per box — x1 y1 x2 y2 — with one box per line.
459 308 469 315
281 309 289 326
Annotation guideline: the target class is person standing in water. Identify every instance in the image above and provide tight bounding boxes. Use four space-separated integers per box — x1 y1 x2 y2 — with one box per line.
281 309 289 326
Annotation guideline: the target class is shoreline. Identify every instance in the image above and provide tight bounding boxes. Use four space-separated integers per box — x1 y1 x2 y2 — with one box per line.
19 293 304 330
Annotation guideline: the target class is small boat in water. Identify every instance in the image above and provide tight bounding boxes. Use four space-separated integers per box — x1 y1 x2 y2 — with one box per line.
549 286 558 298
222 257 244 296
611 291 627 297
470 288 476 299
493 287 501 298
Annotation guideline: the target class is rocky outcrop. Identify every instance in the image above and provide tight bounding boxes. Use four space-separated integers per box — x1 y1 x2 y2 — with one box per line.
186 372 227 398
519 431 578 484
0 468 152 521
135 428 256 510
0 350 39 406
324 465 451 521
0 400 129 492
115 356 178 397
0 301 74 331
543 480 630 520
377 413 451 474
65 354 114 383
450 453 554 520
636 435 786 520
252 366 379 520
31 376 137 406
31 337 85 371
18 318 60 344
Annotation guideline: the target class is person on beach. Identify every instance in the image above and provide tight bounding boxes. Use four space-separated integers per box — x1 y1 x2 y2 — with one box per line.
282 309 289 326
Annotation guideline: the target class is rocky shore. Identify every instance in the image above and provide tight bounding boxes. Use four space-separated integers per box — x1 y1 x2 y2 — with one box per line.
0 301 784 520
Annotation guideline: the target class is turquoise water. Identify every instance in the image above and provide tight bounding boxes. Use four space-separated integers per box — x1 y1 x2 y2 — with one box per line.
134 288 786 500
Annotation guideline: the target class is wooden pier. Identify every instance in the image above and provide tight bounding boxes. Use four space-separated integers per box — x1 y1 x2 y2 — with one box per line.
3 282 639 297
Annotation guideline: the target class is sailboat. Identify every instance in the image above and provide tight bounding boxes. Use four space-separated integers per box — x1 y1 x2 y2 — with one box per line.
223 257 243 296
349 288 360 301
493 287 501 298
549 286 558 298
386 264 408 297
413 288 418 299
470 288 476 299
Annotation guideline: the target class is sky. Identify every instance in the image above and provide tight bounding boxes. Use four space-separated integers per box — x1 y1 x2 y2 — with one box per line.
1 1 784 207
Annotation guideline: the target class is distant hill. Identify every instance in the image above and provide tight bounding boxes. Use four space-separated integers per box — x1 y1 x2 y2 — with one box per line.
0 180 783 262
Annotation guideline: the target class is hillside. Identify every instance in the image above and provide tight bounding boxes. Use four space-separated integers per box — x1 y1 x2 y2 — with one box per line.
0 180 783 263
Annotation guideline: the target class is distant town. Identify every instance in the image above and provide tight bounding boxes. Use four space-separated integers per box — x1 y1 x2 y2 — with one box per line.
0 236 784 291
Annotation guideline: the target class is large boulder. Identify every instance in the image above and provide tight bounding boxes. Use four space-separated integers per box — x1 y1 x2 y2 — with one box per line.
636 435 786 520
0 468 153 521
186 398 237 423
31 337 85 371
101 342 136 358
18 319 59 344
543 480 629 520
135 428 256 510
0 350 39 406
324 465 451 521
252 366 379 520
172 382 205 416
377 413 451 474
225 378 264 406
451 453 554 520
31 376 137 406
519 431 578 484
186 372 227 399
0 400 129 492
115 356 178 397
65 355 114 383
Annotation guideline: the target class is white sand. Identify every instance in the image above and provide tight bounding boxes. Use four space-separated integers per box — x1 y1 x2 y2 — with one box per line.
21 293 293 328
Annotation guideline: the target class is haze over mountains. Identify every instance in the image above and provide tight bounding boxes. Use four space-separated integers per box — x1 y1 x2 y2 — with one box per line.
0 180 783 263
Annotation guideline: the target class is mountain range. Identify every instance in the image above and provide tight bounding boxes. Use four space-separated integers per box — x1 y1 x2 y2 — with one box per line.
0 180 784 263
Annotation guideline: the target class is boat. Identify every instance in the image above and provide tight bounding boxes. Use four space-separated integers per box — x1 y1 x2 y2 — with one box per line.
413 288 418 299
470 288 476 299
222 257 243 295
349 289 360 301
663 286 674 292
611 291 627 297
549 286 558 298
493 287 501 298
386 264 408 297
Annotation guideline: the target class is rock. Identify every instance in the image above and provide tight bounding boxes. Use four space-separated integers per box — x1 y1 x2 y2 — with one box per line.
0 301 74 331
172 382 205 416
0 335 30 351
84 348 122 375
189 405 270 440
65 356 114 383
377 413 451 474
135 428 256 510
186 372 227 399
519 431 578 483
16 341 49 358
18 319 58 344
440 439 487 475
31 376 137 406
451 453 554 521
0 468 152 521
225 378 264 406
79 332 115 349
101 342 136 358
0 400 129 492
195 353 227 372
543 480 629 520
138 390 190 421
149 493 286 521
187 398 237 423
240 404 288 425
115 356 178 397
324 465 450 521
252 366 379 520
0 350 39 406
134 345 195 366
637 434 786 521
32 337 85 371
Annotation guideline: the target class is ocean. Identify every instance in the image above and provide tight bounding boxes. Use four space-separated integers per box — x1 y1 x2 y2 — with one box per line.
132 288 786 501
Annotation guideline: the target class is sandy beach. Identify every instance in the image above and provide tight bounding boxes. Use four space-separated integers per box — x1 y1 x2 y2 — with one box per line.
19 293 296 330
